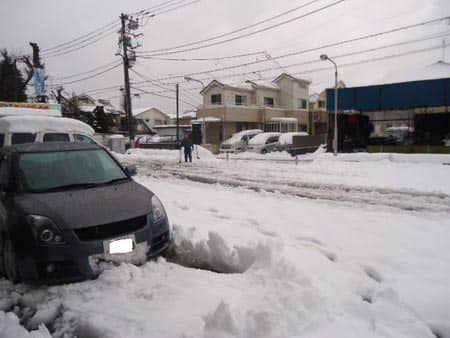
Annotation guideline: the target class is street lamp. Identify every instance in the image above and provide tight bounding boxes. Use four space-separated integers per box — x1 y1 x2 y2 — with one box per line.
184 76 207 145
320 54 338 156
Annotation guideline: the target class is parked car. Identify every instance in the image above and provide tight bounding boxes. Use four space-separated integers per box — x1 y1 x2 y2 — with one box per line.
275 132 309 151
0 142 171 283
246 132 281 154
0 115 97 147
219 129 262 153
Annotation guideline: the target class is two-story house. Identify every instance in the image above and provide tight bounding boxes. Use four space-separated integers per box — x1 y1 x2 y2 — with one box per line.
197 73 311 146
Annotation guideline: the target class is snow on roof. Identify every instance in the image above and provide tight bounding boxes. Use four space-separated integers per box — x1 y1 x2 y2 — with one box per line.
245 80 280 90
269 117 298 123
79 104 97 112
0 107 62 117
248 132 281 145
0 116 94 134
278 132 309 144
191 116 222 124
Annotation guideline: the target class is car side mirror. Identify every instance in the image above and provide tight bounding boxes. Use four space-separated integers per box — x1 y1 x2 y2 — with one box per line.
125 164 137 176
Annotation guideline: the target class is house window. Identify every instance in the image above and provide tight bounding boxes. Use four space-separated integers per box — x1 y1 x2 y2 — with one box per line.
298 83 307 89
211 94 222 105
318 101 325 108
235 95 247 105
298 99 308 109
264 97 274 107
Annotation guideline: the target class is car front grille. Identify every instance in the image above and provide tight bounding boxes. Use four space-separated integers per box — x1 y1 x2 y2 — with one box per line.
74 215 147 241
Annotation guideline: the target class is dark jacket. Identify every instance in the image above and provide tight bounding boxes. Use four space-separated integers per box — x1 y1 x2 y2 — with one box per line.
181 138 194 151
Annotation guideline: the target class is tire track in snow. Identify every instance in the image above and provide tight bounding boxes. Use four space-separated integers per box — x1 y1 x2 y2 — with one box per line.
129 159 450 213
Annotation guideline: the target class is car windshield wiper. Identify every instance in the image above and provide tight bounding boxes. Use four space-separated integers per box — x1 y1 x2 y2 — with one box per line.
30 183 100 193
96 177 130 186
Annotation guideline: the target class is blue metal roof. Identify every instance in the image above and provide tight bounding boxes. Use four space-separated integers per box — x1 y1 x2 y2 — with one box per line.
326 78 450 111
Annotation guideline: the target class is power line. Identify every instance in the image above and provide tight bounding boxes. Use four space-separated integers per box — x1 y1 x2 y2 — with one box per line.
52 60 121 80
131 86 197 108
131 0 191 16
138 0 323 55
150 0 200 17
139 50 266 61
42 20 118 53
141 0 346 57
42 26 119 58
135 17 450 82
55 63 122 86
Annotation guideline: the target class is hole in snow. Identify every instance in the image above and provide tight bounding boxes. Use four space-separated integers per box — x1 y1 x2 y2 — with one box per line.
363 266 382 283
162 227 257 274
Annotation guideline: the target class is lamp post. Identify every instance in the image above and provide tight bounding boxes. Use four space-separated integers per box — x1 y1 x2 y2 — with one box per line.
184 76 206 145
320 54 338 155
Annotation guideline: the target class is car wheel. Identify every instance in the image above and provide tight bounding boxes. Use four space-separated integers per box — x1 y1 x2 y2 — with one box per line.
261 149 268 154
3 236 21 283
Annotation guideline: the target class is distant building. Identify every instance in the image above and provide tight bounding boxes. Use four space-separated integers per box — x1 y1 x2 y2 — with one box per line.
197 73 311 146
309 80 346 136
133 107 170 128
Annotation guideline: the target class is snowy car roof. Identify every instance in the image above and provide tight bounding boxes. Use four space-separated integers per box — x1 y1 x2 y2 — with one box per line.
278 132 309 145
0 116 94 135
248 132 281 145
0 107 62 117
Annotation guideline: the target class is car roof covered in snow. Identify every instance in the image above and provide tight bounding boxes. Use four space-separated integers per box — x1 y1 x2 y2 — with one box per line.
278 132 309 144
248 132 281 145
0 107 62 117
1 142 101 154
0 115 94 135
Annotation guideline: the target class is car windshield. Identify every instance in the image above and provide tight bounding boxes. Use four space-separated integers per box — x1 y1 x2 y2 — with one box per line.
18 149 128 192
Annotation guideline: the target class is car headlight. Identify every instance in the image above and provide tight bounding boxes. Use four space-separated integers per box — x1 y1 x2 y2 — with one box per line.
26 215 65 244
151 195 167 223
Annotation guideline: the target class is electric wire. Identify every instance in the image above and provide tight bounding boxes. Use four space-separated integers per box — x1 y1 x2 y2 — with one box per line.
138 0 323 54
55 62 122 86
135 17 450 82
140 0 346 56
52 60 121 80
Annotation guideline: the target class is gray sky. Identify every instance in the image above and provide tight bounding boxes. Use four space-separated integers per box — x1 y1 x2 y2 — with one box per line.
1 0 450 114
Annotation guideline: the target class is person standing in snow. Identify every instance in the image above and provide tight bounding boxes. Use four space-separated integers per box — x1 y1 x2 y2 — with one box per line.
181 133 194 162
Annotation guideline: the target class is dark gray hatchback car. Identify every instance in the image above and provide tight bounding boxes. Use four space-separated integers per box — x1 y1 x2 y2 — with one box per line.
0 142 170 283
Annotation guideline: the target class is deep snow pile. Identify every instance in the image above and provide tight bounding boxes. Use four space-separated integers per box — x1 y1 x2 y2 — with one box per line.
1 152 450 337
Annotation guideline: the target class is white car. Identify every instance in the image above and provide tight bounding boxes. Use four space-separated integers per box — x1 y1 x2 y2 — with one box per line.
246 132 281 154
219 129 262 153
0 115 97 147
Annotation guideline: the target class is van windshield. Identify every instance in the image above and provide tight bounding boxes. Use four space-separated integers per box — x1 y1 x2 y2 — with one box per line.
18 149 128 193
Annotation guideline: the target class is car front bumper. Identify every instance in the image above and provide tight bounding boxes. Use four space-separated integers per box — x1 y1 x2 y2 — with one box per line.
17 220 171 284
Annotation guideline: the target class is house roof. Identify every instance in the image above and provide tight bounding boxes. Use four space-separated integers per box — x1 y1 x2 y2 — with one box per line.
272 73 311 85
133 107 170 118
200 73 311 95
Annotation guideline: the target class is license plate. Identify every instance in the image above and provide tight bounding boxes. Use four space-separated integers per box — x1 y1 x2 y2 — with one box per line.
108 238 134 254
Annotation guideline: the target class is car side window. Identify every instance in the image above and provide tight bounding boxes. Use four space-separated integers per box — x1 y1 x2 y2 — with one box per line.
241 135 248 142
74 134 97 144
43 133 70 142
11 133 36 144
266 136 279 144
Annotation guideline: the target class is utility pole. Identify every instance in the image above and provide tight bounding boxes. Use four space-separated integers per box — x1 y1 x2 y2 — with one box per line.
120 13 134 143
56 87 63 104
176 83 181 163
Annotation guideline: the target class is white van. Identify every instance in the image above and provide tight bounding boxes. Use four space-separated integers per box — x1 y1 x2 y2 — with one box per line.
0 115 97 147
246 132 281 154
276 132 309 151
220 129 262 153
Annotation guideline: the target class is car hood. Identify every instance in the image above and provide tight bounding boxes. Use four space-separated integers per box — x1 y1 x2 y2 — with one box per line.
13 180 153 230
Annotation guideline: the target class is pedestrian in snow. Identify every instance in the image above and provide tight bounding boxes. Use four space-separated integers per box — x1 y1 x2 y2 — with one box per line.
181 133 194 162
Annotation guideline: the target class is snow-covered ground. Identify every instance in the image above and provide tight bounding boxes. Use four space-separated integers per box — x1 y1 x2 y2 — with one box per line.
1 149 450 338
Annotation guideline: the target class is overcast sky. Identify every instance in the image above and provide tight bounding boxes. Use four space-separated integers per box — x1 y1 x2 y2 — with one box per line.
1 0 450 114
